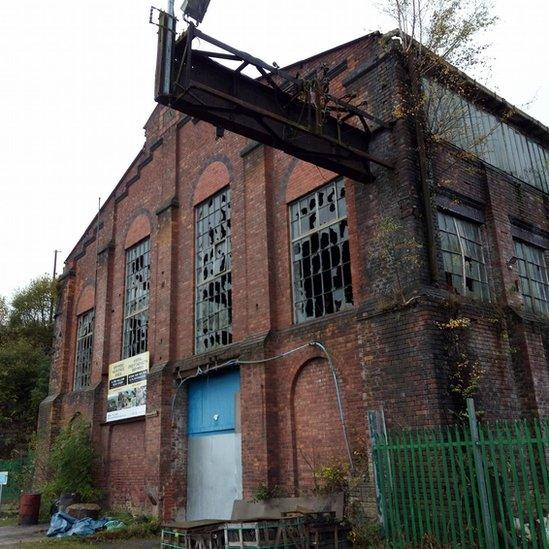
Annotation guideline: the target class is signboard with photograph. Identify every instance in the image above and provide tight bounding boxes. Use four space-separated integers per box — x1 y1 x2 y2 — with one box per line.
106 351 149 422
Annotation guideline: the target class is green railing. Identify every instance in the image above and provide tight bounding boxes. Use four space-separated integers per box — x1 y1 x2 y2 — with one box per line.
370 407 549 548
0 457 28 503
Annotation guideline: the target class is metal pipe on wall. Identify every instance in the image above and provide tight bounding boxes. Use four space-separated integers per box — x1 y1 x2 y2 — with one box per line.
170 341 355 470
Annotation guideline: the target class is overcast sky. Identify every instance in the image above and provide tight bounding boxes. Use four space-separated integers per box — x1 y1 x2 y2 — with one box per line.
0 0 547 300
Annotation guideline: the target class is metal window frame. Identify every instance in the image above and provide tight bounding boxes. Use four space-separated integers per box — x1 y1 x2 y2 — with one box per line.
514 240 549 316
289 178 353 323
424 79 548 194
194 187 232 354
74 309 94 390
122 238 151 359
438 211 490 301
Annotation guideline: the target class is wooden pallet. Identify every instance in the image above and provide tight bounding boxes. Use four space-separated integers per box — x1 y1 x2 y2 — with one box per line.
161 520 225 549
224 517 308 549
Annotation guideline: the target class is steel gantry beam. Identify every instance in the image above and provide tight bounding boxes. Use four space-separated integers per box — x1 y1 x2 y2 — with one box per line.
152 10 393 181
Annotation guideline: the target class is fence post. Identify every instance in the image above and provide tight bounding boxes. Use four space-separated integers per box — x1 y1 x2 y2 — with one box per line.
467 398 496 549
368 409 388 530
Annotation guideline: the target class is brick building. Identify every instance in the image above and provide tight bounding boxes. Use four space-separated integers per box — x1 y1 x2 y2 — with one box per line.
38 31 548 520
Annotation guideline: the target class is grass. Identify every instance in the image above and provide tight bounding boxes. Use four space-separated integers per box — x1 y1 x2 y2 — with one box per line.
0 514 18 526
90 517 160 541
15 512 160 547
0 504 19 526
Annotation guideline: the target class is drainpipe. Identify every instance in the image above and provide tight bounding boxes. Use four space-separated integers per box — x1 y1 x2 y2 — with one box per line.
310 341 354 471
404 51 439 283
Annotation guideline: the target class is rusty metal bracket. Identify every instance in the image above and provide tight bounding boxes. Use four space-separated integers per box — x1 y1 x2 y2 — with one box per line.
153 13 393 181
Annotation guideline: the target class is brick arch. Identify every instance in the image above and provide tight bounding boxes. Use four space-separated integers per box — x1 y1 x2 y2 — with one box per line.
124 213 152 250
289 357 347 493
285 160 337 204
76 284 95 315
193 160 231 206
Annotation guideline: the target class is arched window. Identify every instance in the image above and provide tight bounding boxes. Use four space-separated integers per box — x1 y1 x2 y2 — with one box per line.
123 238 151 358
195 188 232 353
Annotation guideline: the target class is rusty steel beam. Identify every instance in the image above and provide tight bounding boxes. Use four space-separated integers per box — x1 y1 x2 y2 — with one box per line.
154 16 393 181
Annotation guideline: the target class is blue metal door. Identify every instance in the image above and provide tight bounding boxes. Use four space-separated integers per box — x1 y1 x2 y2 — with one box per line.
186 368 242 520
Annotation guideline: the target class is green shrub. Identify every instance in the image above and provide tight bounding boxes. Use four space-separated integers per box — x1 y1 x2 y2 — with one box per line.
250 482 286 502
313 463 349 495
90 516 161 541
42 418 100 507
346 499 385 548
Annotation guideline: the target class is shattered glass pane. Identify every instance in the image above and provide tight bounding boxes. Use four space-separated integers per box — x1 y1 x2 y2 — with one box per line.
290 179 353 323
123 238 150 358
437 212 489 301
75 309 94 389
195 188 232 353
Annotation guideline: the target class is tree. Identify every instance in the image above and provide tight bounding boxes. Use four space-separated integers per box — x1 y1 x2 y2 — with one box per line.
382 0 497 75
0 338 51 456
375 0 500 285
380 0 499 148
0 275 56 457
0 296 7 327
10 276 55 328
368 217 422 305
4 275 56 354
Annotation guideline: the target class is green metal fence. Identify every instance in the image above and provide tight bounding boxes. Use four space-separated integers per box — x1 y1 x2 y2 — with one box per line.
371 407 549 548
0 457 28 503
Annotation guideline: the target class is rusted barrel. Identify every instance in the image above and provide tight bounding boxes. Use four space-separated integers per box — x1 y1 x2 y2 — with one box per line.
19 493 41 525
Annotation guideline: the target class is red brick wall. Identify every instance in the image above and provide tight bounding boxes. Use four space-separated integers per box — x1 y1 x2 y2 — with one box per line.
100 421 148 512
292 357 348 492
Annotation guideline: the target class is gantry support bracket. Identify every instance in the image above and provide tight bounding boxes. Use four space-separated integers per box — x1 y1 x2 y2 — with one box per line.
153 11 393 181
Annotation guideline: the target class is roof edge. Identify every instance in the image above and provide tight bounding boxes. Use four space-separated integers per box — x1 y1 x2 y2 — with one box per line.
381 30 549 139
278 31 382 73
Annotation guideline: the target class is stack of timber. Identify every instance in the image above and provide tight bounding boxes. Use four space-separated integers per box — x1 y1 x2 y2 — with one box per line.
161 494 350 549
161 515 349 549
225 517 307 548
161 520 225 549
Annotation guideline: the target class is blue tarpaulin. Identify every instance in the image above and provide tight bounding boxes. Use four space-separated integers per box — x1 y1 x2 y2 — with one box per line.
46 512 111 537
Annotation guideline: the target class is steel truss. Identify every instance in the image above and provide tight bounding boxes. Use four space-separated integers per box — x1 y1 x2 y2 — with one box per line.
153 10 393 181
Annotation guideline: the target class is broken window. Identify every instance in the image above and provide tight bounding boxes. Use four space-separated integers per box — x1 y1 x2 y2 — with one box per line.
514 240 549 316
438 212 489 301
290 178 353 323
195 188 232 353
423 79 549 194
122 238 150 358
74 309 94 390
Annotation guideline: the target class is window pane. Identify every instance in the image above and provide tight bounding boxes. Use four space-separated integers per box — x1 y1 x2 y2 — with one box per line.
195 188 232 353
514 240 549 316
423 78 548 192
290 179 353 323
437 211 489 301
75 309 94 390
123 238 150 358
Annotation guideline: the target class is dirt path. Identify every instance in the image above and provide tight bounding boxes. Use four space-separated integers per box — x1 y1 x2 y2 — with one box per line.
0 523 48 546
0 525 159 548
